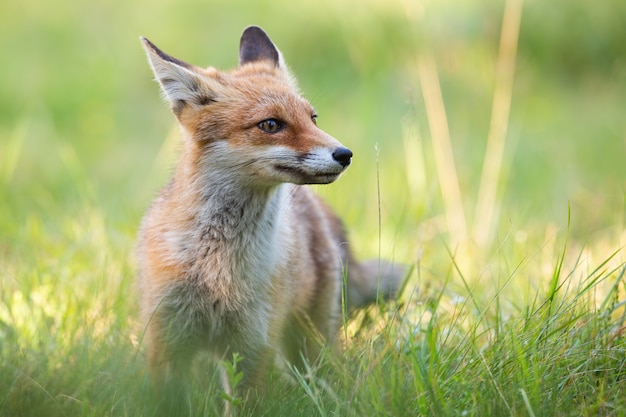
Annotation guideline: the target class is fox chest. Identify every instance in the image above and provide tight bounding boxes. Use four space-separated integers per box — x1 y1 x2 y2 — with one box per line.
166 208 287 304
157 271 272 349
148 186 291 340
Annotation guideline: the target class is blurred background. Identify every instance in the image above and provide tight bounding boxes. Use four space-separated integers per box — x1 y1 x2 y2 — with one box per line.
1 0 624 267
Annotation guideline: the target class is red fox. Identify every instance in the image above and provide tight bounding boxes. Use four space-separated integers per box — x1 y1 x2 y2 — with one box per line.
136 26 403 396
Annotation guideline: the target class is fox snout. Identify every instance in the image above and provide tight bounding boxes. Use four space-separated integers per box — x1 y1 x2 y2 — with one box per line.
267 143 352 186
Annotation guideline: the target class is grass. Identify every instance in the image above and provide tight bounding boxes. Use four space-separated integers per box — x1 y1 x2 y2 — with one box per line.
1 0 625 415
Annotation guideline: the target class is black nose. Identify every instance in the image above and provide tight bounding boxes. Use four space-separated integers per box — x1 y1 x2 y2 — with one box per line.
332 147 353 167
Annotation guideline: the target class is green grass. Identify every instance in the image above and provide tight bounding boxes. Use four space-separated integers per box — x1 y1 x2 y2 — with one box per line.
1 0 625 415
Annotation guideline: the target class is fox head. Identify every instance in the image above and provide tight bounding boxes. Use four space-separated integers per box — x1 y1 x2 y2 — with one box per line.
141 26 352 187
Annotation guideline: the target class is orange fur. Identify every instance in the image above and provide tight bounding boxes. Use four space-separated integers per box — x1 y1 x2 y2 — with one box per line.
136 26 404 399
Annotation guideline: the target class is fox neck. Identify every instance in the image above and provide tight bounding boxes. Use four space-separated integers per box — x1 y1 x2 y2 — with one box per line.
180 146 285 238
171 142 289 301
193 176 285 240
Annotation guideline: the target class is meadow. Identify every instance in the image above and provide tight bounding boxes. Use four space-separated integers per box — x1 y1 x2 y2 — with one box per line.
1 0 625 415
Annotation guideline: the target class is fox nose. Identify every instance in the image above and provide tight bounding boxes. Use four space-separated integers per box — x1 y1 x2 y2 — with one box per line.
332 147 353 168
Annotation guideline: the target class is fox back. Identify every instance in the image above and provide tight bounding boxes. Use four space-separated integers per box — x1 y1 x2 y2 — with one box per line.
136 26 403 400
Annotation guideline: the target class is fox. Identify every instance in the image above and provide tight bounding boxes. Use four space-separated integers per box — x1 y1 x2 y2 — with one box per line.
136 26 404 399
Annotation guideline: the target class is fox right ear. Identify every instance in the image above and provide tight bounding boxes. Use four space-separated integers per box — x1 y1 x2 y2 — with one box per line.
239 26 280 67
141 37 218 115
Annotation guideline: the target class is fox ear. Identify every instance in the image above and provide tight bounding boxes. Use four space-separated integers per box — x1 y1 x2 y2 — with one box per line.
239 26 281 67
141 37 217 115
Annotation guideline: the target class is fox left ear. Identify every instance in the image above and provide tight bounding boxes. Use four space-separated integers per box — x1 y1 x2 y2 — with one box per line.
141 37 220 116
239 26 281 67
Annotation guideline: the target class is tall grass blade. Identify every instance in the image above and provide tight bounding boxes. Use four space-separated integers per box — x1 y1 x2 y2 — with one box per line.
520 388 537 417
418 54 467 247
474 0 523 247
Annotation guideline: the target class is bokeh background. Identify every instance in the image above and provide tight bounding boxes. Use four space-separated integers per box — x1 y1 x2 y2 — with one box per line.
1 0 624 252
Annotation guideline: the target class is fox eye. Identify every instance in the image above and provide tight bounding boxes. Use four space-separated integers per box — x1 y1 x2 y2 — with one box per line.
311 114 318 125
258 118 285 134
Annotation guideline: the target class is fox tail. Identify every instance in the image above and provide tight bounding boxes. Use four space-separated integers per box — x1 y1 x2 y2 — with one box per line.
344 257 407 310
